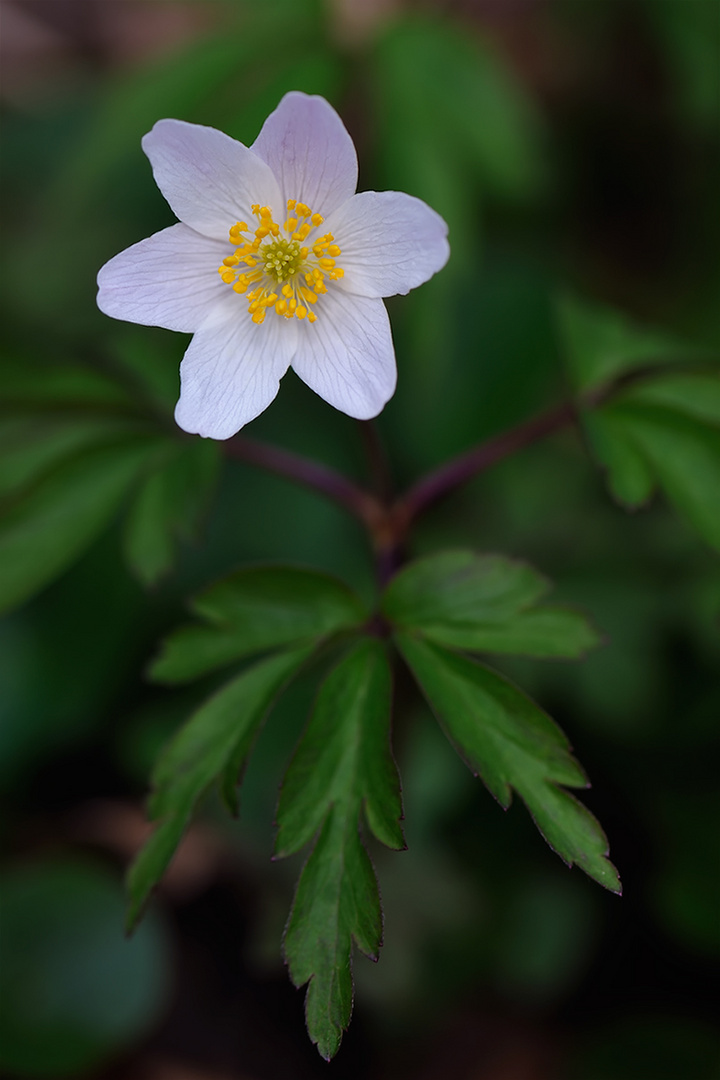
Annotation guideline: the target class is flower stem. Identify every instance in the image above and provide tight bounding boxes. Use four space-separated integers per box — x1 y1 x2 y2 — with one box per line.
225 435 383 528
392 398 578 533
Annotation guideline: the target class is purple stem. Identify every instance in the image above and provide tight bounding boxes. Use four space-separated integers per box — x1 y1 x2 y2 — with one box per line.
225 435 382 528
394 398 578 529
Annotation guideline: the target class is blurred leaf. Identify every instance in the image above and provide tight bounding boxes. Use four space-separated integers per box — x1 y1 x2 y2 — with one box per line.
0 440 160 616
644 0 720 131
0 859 170 1078
396 633 621 892
123 439 221 585
0 357 137 412
0 416 141 500
383 551 600 659
570 1014 720 1080
127 645 311 929
280 640 402 1059
589 397 720 552
583 410 656 507
557 294 696 393
150 565 367 684
373 17 546 202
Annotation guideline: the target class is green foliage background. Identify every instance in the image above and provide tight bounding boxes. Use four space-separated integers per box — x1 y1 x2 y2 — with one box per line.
1 0 719 1076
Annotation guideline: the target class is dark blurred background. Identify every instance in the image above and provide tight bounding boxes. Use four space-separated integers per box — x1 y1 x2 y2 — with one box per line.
1 1 719 1077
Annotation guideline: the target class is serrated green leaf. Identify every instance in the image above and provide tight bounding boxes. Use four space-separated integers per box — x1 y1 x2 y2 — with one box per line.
275 638 404 857
283 807 382 1061
0 440 158 615
396 633 621 893
557 294 694 393
382 551 600 659
123 440 220 586
150 566 367 684
278 639 403 1059
126 646 311 929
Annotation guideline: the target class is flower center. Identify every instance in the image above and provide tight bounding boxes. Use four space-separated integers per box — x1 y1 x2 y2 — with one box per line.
217 200 345 324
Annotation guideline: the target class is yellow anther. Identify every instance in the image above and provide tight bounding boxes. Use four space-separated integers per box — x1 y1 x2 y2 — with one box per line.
251 204 260 214
281 283 294 297
288 299 297 313
300 287 318 304
307 309 317 323
293 223 311 241
255 226 269 239
296 306 307 319
285 218 298 232
270 222 280 236
275 299 288 315
300 247 309 259
311 213 324 227
287 199 296 210
220 270 235 283
328 245 341 257
295 203 310 218
312 246 324 258
264 293 278 306
223 255 239 266
319 257 335 269
252 309 266 324
329 267 345 279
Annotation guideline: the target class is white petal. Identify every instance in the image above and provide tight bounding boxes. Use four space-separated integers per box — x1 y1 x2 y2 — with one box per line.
142 120 282 240
251 92 358 217
97 224 230 332
323 191 450 298
290 291 396 419
175 296 297 439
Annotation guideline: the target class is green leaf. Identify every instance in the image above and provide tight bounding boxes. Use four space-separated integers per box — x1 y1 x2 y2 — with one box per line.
0 440 157 615
283 807 381 1061
0 416 141 500
150 566 367 684
557 294 696 393
610 403 720 552
0 357 137 413
616 371 720 427
373 17 546 202
126 646 311 930
279 640 404 1059
276 639 404 856
396 633 621 893
583 411 656 508
382 551 600 659
587 384 720 551
123 440 220 586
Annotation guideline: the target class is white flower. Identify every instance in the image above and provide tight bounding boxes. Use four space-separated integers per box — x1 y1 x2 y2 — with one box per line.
97 92 449 439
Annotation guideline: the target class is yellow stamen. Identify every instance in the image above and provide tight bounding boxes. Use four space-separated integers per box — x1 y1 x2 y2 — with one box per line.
217 195 345 323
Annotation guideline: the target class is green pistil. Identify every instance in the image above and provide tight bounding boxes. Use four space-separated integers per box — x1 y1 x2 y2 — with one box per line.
262 238 302 283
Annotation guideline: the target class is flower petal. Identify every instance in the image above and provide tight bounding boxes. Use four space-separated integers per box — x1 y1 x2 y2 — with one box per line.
175 296 297 439
97 224 229 332
142 120 281 240
251 92 358 217
290 291 396 419
323 191 450 299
